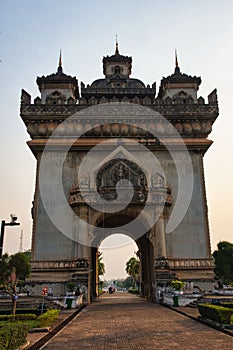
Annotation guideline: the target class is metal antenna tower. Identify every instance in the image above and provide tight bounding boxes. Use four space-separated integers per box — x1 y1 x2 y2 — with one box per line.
19 229 23 252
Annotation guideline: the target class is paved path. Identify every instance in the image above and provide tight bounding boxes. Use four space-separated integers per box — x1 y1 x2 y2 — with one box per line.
41 292 233 350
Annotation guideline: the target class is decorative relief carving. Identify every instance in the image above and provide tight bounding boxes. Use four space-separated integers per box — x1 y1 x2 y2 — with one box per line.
155 256 170 269
34 97 41 105
79 175 89 189
167 258 214 269
198 96 205 104
30 259 89 270
21 89 31 105
95 158 147 202
152 173 164 188
23 118 215 139
208 89 218 104
21 98 218 139
70 188 171 207
70 159 172 207
21 102 218 118
46 91 67 105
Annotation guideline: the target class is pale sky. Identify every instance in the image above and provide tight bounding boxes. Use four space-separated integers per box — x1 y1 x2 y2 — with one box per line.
0 0 233 279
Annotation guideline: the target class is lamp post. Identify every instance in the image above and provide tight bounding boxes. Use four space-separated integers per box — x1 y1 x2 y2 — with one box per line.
0 214 20 260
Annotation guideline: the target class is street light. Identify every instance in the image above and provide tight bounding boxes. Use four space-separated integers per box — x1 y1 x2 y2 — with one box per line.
0 214 20 260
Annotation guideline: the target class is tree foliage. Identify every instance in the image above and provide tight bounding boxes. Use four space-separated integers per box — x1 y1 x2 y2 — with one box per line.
213 241 233 285
98 254 105 277
0 252 31 284
126 257 140 288
0 253 10 284
9 252 31 281
114 277 134 289
0 252 31 315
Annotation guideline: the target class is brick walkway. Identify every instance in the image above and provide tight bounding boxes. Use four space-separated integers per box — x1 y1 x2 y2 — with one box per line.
41 292 233 350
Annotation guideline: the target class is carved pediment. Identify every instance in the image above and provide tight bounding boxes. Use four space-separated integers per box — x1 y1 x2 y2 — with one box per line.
96 158 147 202
46 90 66 105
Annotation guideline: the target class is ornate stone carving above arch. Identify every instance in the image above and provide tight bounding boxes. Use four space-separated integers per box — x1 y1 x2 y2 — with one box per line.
96 158 147 202
89 145 151 190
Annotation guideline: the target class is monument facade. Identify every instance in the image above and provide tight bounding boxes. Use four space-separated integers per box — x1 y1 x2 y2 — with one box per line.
20 43 218 300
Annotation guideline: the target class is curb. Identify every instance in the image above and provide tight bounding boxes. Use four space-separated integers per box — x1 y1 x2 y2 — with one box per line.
25 304 85 350
29 327 50 333
17 340 30 350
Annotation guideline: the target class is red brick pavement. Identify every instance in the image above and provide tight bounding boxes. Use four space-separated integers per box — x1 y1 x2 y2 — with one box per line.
40 292 233 350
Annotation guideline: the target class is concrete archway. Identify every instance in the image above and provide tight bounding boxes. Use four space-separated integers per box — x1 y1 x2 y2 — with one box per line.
90 213 154 300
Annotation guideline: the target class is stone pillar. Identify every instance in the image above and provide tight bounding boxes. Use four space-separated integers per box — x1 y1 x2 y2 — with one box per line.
155 211 167 258
76 205 92 304
148 206 167 259
78 205 91 257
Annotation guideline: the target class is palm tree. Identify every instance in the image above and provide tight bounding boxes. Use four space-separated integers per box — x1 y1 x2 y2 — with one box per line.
126 257 140 289
98 254 105 276
97 253 105 294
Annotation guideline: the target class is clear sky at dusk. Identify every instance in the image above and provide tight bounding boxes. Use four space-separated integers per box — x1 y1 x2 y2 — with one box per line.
0 0 232 279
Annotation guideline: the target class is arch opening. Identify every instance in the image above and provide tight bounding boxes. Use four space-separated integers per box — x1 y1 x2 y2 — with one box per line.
90 215 154 300
99 233 138 290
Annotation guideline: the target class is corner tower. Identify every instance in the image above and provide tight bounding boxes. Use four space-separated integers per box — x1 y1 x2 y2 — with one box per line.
36 52 79 104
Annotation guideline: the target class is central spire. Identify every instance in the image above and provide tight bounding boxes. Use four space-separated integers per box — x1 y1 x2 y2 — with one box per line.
57 49 63 73
103 40 132 78
115 34 119 55
174 49 180 74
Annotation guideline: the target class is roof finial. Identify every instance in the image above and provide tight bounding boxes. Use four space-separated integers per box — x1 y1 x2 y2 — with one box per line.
115 34 119 54
174 49 180 74
175 49 178 67
57 49 63 73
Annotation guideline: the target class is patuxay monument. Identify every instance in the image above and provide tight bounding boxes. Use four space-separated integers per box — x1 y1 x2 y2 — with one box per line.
20 42 218 301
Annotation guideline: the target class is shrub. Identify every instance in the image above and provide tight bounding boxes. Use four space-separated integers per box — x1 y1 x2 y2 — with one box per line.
170 280 184 291
0 309 37 315
0 314 36 322
37 309 59 327
66 282 75 292
221 302 233 309
128 288 139 294
0 322 29 350
198 304 233 324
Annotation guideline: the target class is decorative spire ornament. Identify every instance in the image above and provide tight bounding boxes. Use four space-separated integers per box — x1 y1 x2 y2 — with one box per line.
57 49 63 73
115 34 119 55
174 49 180 74
175 49 179 67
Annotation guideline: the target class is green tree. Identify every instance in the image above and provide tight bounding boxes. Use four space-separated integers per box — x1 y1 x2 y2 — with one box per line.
0 253 10 284
0 252 31 314
126 257 140 289
98 254 105 277
97 253 105 294
9 252 31 281
124 276 134 289
66 281 75 292
213 241 233 285
115 277 133 290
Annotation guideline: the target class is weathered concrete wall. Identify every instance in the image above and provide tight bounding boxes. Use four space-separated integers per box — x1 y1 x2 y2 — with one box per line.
158 151 209 259
33 147 209 261
34 151 85 260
